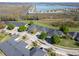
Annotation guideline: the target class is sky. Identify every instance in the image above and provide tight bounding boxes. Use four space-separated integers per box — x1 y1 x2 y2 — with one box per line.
0 0 79 2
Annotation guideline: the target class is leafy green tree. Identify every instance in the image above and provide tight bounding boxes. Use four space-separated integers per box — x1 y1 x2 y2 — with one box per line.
51 35 61 44
59 25 69 34
7 24 15 30
28 21 34 25
18 26 28 32
39 32 47 40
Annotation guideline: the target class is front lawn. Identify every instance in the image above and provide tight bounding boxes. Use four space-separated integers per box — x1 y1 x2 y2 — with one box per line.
69 27 79 32
56 38 79 48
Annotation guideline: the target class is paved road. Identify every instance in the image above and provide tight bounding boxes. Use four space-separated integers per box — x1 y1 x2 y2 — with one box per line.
4 27 79 56
29 32 79 56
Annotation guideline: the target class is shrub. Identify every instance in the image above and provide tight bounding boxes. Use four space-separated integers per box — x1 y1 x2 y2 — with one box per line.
51 35 61 44
39 32 47 40
31 28 37 34
59 25 69 34
22 36 26 39
18 26 28 32
7 24 15 30
28 21 34 25
46 48 56 56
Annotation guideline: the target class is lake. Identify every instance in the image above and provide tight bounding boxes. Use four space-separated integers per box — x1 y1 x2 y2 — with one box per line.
35 4 79 11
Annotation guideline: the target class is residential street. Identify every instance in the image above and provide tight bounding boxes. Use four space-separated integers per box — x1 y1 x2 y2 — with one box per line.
3 27 79 56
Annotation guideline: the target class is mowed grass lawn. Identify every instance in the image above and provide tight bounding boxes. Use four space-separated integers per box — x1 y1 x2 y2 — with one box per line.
0 33 10 42
56 38 79 48
69 27 79 32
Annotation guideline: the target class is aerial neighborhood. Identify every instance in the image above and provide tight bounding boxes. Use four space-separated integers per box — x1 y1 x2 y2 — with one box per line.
0 3 79 56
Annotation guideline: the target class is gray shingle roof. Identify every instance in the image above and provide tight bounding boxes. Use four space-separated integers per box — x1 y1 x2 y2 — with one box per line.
5 21 27 27
75 32 79 41
76 37 79 41
28 24 63 37
68 32 77 39
0 36 30 56
0 42 22 56
30 47 45 56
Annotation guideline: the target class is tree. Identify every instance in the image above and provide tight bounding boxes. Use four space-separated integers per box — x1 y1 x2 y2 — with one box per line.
28 21 34 25
18 26 28 32
73 15 79 21
0 16 16 21
39 32 47 40
59 25 69 34
7 24 15 30
51 35 61 44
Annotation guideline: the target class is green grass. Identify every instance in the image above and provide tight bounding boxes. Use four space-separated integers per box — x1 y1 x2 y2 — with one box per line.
69 27 79 32
17 20 59 30
56 38 79 48
17 20 79 32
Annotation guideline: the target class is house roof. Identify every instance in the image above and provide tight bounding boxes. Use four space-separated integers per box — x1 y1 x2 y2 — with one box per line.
30 47 45 56
68 32 77 39
5 21 27 27
0 42 22 56
0 36 30 56
68 32 79 42
76 37 79 41
28 24 63 37
75 32 79 41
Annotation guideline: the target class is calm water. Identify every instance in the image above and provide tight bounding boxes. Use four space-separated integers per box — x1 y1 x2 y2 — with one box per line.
35 4 79 11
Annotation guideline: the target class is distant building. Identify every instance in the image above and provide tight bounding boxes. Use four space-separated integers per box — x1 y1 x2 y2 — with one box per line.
28 4 79 13
4 21 27 27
